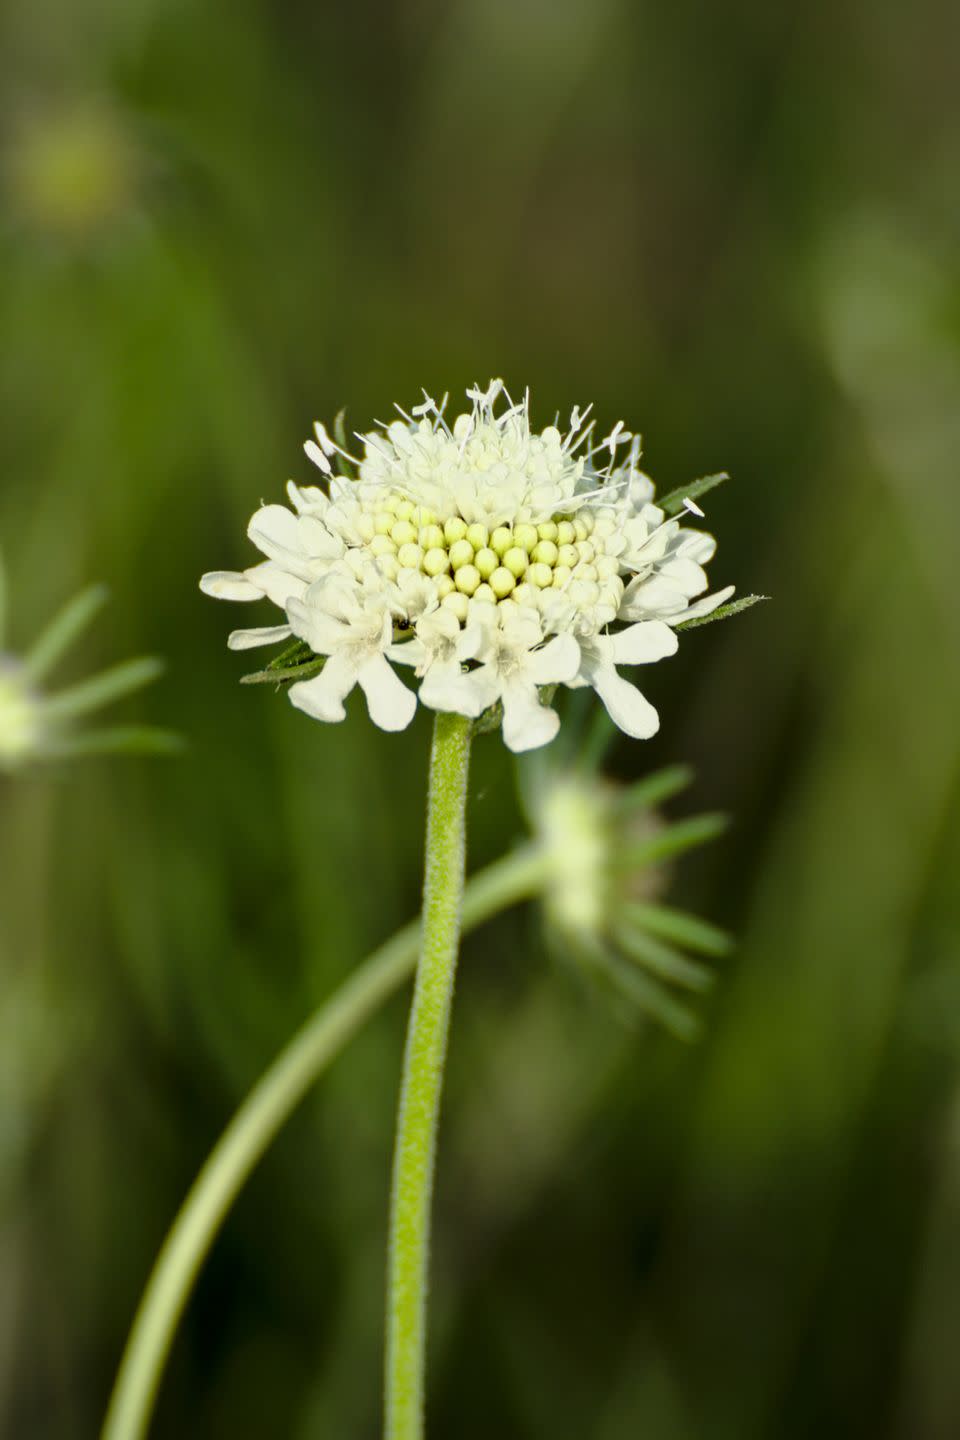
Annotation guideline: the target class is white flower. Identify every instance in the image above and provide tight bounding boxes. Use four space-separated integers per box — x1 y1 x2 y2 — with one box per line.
201 504 345 653
620 524 734 626
201 381 735 747
467 609 580 752
285 578 416 731
388 608 487 718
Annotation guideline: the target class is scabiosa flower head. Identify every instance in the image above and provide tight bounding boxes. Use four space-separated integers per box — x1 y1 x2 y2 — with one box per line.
202 382 736 751
0 552 177 771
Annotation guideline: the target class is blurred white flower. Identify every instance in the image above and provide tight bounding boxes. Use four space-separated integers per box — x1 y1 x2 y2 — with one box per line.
202 383 734 750
0 552 176 771
524 760 733 1038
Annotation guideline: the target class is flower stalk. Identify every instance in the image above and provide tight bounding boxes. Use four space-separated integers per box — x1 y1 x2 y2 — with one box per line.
385 711 472 1439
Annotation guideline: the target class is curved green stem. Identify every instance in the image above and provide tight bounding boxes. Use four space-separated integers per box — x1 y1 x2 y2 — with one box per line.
102 825 543 1440
385 711 473 1440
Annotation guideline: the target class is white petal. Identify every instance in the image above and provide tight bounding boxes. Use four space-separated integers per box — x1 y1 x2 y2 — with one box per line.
227 625 292 650
588 662 660 739
386 637 427 670
501 680 560 753
287 597 347 656
674 530 717 564
356 655 417 731
247 561 308 608
456 622 486 663
298 515 344 562
658 556 709 597
609 620 678 665
199 571 261 602
420 659 496 718
286 480 328 514
288 653 357 722
619 574 691 620
667 585 736 625
247 504 302 560
525 632 580 686
416 607 461 648
500 612 543 654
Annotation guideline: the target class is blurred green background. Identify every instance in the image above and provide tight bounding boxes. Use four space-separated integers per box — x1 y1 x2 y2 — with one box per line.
2 0 960 1435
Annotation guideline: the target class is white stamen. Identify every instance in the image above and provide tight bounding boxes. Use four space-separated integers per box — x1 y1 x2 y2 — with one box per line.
304 440 332 474
602 420 632 455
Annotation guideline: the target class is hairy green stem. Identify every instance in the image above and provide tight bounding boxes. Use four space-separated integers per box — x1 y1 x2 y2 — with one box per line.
385 712 472 1440
102 827 542 1440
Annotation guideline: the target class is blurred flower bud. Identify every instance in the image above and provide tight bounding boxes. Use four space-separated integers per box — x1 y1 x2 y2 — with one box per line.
0 550 178 770
524 757 732 1039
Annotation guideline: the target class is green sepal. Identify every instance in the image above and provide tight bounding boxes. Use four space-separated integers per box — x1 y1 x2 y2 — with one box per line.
676 594 767 631
658 472 728 517
471 699 503 737
266 637 314 670
240 656 325 687
241 637 319 685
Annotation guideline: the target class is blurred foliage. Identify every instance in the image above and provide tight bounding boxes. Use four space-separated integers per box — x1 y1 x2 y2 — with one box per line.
1 0 959 1436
